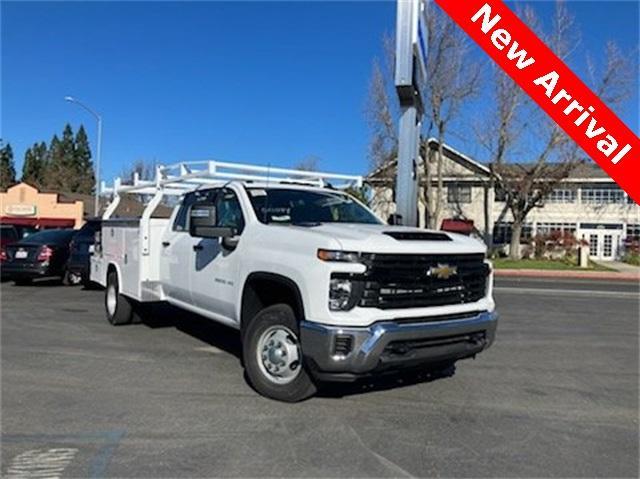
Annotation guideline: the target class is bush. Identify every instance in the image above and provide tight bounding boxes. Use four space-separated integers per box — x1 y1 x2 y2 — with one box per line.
623 253 640 266
530 231 587 262
622 239 640 265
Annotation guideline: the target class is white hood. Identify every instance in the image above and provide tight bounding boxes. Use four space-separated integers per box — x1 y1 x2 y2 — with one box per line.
288 223 487 255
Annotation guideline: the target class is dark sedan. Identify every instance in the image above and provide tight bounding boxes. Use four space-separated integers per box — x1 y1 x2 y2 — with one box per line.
2 229 77 285
66 219 101 287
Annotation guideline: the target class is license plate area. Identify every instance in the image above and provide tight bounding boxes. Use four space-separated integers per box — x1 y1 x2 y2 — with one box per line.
15 250 28 259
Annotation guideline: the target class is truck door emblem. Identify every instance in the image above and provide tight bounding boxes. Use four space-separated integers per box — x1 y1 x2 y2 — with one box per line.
428 264 457 279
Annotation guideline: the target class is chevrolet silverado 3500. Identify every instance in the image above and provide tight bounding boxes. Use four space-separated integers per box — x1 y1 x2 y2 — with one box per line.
91 161 498 401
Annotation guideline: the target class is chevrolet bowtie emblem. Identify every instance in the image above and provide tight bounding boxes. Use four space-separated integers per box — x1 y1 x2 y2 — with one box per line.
428 263 458 279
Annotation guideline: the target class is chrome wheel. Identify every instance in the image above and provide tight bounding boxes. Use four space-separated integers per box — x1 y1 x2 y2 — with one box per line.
256 325 301 385
106 283 117 316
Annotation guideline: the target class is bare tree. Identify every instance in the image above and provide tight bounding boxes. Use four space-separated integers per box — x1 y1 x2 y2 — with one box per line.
423 8 481 228
121 158 156 183
479 1 634 259
293 155 321 172
365 6 480 228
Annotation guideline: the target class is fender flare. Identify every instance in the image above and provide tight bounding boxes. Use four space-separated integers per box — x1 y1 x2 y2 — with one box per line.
240 272 306 329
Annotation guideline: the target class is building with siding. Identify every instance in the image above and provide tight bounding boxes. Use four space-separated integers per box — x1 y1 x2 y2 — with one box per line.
368 140 639 261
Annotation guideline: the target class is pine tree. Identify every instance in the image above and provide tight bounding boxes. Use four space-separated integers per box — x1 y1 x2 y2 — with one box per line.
22 142 48 188
46 125 77 191
74 125 95 194
0 141 17 190
44 134 64 190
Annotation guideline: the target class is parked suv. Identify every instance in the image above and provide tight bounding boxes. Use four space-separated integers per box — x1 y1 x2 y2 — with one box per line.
66 219 102 286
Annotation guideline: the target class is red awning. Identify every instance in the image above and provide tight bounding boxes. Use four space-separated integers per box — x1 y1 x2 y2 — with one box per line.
0 217 76 228
441 219 475 235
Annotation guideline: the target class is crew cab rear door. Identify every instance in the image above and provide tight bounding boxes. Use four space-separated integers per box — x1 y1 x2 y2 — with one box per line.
160 192 200 304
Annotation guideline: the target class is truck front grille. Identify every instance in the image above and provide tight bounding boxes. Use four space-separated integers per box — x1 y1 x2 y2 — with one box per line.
357 253 489 310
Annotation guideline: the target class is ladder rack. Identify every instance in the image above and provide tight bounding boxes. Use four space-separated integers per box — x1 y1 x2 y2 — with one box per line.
100 160 363 198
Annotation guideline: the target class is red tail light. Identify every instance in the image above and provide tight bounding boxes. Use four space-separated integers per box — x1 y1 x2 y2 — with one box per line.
0 249 6 262
37 245 54 262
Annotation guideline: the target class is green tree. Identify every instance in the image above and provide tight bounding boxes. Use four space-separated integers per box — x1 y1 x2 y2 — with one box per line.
46 124 76 191
44 134 63 190
22 141 48 188
0 141 17 190
73 125 95 194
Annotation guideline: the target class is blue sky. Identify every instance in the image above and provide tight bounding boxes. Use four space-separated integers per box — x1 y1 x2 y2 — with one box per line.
2 1 638 182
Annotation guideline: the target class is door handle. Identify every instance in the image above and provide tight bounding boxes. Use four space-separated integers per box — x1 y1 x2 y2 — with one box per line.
162 241 171 247
193 245 203 251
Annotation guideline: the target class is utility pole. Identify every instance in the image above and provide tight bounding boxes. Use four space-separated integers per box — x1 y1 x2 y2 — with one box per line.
65 96 102 217
394 0 428 227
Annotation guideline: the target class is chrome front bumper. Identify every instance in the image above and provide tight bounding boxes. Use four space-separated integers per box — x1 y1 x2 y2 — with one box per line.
300 311 498 380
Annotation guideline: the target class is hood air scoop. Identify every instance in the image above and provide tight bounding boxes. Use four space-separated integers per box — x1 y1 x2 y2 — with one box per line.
383 231 452 241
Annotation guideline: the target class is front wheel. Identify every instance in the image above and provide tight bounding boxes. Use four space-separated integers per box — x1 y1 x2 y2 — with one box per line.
242 304 317 402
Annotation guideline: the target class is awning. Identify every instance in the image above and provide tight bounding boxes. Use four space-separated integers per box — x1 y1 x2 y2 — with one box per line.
441 218 475 235
0 217 76 228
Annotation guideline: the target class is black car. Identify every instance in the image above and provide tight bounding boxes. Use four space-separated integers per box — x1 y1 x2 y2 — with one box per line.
3 229 77 285
66 219 101 287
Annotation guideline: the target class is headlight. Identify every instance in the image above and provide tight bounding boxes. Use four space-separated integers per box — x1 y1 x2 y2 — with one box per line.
317 249 360 262
329 278 354 311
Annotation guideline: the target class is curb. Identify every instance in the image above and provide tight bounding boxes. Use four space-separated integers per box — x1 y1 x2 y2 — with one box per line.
494 269 640 282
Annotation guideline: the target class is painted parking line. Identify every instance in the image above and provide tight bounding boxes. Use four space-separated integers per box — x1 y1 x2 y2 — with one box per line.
2 431 125 479
5 448 78 479
495 286 639 298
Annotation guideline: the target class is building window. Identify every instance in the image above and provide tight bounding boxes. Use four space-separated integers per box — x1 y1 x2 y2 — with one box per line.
581 186 625 204
547 189 576 203
537 222 577 235
494 186 506 202
627 224 640 241
447 185 472 204
493 222 532 244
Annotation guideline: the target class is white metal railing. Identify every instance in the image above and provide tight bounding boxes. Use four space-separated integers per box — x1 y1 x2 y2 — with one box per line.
100 160 364 256
100 160 363 198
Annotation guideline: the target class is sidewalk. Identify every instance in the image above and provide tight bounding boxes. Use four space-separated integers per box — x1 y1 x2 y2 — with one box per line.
495 263 640 282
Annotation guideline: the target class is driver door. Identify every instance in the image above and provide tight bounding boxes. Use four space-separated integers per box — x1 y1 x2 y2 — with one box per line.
190 188 246 322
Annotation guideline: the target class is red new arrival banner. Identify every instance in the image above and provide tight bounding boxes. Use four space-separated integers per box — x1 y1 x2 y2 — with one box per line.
435 0 640 204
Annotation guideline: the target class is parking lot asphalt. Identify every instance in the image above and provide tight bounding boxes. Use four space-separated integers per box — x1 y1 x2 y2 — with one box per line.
1 277 638 478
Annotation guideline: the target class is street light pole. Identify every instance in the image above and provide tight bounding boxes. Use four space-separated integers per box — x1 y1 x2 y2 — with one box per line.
64 96 102 217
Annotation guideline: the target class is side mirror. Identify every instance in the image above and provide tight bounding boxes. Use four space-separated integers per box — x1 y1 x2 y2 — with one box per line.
189 205 235 239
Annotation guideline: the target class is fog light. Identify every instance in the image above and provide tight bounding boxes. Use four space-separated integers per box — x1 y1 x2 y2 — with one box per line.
329 278 353 311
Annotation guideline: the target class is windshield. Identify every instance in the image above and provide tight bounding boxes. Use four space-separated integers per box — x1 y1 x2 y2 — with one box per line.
247 188 381 226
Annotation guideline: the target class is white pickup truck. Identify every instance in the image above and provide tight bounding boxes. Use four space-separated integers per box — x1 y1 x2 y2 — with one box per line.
91 161 497 401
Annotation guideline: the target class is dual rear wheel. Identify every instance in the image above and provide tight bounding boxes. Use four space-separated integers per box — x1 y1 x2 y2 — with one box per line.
105 271 141 325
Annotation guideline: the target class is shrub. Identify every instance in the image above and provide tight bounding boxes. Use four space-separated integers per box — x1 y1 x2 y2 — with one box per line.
531 231 587 261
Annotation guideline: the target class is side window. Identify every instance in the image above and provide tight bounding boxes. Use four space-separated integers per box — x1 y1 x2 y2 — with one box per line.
173 192 199 232
216 189 245 234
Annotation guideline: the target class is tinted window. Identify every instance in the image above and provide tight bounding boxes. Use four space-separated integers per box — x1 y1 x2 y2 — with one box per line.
0 226 19 242
248 189 381 225
19 229 76 244
173 189 218 232
76 221 101 238
216 189 245 233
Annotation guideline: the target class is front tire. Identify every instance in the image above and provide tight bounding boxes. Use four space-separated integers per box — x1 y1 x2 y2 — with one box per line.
242 304 317 402
105 271 134 325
